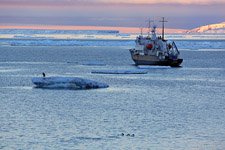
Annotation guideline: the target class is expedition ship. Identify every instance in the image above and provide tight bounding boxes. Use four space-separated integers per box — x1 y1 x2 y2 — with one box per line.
129 17 183 67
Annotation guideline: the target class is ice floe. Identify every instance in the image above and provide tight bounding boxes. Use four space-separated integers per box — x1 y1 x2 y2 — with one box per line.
32 77 109 90
91 69 148 74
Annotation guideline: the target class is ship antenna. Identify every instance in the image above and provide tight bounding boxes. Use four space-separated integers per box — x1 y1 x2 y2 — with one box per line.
147 19 154 37
159 17 168 40
140 27 143 35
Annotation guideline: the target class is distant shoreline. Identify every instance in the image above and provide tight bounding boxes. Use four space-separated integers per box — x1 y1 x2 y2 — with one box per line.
0 25 185 34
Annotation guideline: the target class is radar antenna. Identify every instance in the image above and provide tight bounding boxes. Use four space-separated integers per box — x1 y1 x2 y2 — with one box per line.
147 19 154 37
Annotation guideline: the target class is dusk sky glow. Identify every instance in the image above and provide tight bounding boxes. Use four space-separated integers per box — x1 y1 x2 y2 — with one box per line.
0 0 225 29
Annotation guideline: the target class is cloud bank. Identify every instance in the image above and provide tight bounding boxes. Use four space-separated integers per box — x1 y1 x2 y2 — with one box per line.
1 0 225 6
0 0 225 29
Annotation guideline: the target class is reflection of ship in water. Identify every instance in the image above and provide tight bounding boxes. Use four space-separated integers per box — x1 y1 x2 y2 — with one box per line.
129 17 183 67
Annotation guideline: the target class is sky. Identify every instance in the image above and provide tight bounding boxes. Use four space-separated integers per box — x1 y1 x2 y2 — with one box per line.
0 0 225 29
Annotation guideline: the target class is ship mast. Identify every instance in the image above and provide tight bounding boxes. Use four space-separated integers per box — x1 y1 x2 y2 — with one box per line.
147 19 154 37
140 28 143 35
160 17 167 40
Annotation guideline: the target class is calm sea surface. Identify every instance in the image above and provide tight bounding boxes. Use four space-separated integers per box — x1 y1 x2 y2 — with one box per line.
1 45 225 149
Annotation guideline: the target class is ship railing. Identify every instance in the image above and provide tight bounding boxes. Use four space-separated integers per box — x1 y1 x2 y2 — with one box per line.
130 49 143 54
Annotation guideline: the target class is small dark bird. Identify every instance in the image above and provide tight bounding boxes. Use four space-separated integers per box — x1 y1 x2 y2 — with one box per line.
131 134 135 137
42 72 46 77
126 134 130 136
121 133 124 136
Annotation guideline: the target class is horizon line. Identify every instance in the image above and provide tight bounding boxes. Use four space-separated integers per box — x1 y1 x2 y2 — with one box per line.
0 25 186 34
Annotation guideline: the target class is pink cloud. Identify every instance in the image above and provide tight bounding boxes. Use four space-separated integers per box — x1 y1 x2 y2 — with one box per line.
1 0 225 7
98 0 225 5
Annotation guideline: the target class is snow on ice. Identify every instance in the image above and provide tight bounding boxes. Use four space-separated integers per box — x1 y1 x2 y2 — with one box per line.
32 77 109 90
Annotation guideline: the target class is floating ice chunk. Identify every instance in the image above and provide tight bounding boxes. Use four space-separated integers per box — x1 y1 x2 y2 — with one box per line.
32 77 109 90
91 69 148 74
138 66 171 69
66 61 79 64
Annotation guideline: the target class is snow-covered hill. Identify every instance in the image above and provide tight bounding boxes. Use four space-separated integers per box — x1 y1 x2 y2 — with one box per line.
187 22 225 33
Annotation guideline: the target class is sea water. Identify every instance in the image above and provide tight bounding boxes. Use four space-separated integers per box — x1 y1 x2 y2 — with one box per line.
0 40 225 149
